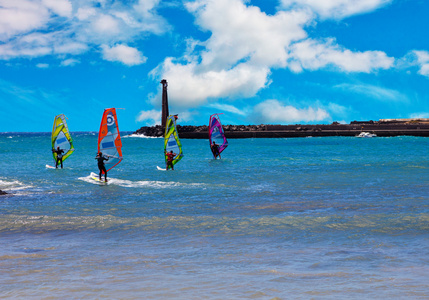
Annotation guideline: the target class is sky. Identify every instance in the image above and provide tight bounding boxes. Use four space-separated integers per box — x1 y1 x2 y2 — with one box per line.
1 0 429 132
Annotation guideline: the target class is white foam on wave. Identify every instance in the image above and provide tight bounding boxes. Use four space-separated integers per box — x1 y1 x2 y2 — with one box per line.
123 134 160 139
78 173 204 189
0 179 33 191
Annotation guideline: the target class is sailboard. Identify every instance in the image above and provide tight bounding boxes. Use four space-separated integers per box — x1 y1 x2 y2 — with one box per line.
209 113 228 158
97 108 123 172
163 115 183 169
51 114 74 163
90 175 108 184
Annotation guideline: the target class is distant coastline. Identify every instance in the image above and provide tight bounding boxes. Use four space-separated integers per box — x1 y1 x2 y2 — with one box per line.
134 119 429 138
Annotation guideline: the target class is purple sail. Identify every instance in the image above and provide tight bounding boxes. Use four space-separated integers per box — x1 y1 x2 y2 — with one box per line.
209 114 228 158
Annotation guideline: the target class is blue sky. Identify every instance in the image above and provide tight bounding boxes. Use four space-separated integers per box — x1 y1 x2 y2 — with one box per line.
1 0 429 132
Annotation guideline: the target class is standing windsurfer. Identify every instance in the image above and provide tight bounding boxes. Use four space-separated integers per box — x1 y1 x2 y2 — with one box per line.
52 146 65 168
165 150 177 170
95 152 109 182
211 142 221 159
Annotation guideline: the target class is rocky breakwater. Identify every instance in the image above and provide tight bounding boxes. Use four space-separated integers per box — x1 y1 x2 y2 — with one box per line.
134 120 429 138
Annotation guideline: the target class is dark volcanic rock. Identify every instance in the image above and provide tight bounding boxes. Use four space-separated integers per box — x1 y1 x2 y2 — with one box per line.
133 120 429 138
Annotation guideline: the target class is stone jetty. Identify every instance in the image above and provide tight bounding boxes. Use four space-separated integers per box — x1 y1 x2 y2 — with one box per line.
134 119 429 138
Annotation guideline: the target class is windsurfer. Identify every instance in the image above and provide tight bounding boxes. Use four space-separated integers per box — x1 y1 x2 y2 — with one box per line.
52 146 65 168
165 150 176 170
211 142 221 159
95 152 109 182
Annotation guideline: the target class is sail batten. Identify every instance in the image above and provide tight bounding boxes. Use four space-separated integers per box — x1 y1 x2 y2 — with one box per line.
51 114 74 163
209 113 228 157
98 108 123 172
164 115 183 168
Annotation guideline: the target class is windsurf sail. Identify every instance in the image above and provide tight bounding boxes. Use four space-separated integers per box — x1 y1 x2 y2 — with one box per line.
51 114 74 163
164 115 183 168
209 113 228 157
98 108 123 172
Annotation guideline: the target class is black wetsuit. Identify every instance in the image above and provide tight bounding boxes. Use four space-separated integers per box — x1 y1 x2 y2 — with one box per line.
53 148 65 168
211 144 220 158
95 155 109 181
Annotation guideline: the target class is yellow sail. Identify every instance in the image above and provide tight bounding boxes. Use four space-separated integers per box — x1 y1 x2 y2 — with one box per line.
51 114 74 162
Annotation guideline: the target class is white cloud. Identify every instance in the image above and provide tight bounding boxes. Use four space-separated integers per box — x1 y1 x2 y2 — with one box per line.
54 42 88 55
76 7 97 21
60 58 80 67
36 63 49 68
0 0 167 62
334 83 407 102
154 58 270 107
409 112 429 119
279 0 392 19
136 109 161 126
42 0 72 17
412 50 429 77
289 38 394 73
187 0 310 69
252 99 330 123
93 14 120 35
153 0 394 110
0 0 50 41
101 44 146 66
207 103 247 116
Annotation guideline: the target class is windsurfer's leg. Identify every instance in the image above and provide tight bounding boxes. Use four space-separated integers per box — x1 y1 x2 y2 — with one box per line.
60 158 63 169
98 166 102 180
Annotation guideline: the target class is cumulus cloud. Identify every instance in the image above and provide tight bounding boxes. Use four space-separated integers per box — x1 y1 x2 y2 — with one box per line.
136 109 161 126
0 0 167 63
279 0 392 19
101 44 146 66
42 0 72 17
412 50 429 77
288 38 394 73
0 0 50 41
154 58 270 107
152 0 394 109
252 99 330 123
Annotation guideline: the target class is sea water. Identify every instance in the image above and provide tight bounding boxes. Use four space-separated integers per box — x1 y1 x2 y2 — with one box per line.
0 133 428 299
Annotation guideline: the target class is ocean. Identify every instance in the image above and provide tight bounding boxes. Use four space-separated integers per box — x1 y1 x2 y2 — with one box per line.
1 132 428 299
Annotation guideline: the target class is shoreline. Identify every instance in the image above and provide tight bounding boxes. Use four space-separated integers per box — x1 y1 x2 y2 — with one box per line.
134 120 429 138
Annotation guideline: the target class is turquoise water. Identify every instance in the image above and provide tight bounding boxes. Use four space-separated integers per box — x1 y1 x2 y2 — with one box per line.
1 133 428 299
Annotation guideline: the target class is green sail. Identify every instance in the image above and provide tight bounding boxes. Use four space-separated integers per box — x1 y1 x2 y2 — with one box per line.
51 114 74 163
164 115 183 167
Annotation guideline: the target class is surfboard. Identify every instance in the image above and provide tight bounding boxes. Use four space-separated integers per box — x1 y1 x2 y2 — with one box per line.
46 164 56 169
157 166 167 171
90 175 108 184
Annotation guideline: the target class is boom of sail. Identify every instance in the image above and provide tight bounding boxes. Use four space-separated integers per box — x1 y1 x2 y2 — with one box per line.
164 115 183 168
51 114 74 163
209 113 228 157
98 108 123 172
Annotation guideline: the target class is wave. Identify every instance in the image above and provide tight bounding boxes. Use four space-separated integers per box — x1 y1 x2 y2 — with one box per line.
0 179 33 192
78 173 205 189
123 134 160 139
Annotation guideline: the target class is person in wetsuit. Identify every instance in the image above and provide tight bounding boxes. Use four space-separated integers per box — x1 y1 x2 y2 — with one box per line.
52 146 65 168
95 152 109 182
165 150 176 170
211 141 221 159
